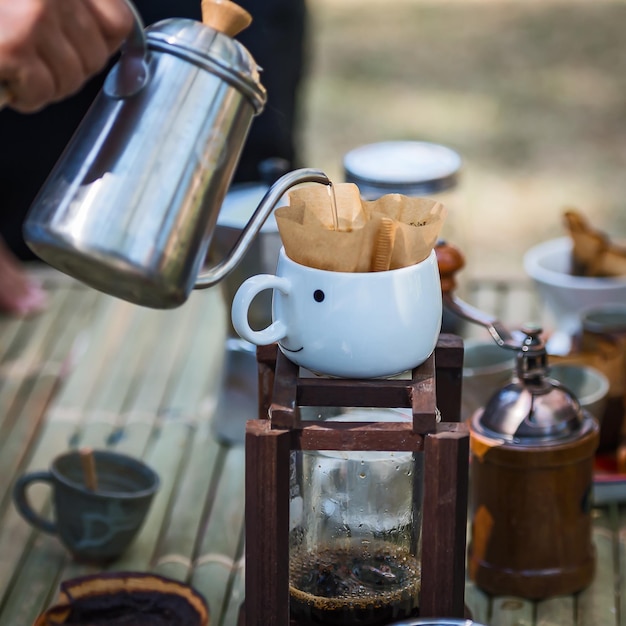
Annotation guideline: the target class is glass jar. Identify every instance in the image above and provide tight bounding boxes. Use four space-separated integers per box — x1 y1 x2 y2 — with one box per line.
289 408 423 626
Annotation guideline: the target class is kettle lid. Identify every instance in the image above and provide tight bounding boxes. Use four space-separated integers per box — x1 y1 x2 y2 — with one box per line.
146 18 266 112
472 325 585 445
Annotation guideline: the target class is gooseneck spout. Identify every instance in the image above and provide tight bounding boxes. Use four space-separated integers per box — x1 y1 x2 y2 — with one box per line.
195 168 331 289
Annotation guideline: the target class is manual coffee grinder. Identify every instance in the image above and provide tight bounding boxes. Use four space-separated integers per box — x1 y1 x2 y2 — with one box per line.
244 336 469 626
438 242 599 599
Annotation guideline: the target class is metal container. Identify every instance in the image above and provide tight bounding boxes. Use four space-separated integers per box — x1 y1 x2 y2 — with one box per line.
211 337 258 446
468 326 599 599
23 1 329 308
343 141 461 200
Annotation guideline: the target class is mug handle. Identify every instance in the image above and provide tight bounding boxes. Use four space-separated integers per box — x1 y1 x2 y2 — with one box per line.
13 471 58 535
231 274 290 345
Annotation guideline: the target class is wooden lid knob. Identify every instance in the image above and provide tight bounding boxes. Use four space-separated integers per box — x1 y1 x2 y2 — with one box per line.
435 240 465 295
201 0 252 37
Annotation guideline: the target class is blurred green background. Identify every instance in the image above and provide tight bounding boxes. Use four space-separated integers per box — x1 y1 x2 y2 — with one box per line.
299 0 626 280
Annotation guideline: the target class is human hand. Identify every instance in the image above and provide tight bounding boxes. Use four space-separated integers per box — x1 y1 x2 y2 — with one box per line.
0 0 134 113
0 237 47 316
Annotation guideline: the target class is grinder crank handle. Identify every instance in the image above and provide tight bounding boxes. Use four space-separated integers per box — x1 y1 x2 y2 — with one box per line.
436 240 523 351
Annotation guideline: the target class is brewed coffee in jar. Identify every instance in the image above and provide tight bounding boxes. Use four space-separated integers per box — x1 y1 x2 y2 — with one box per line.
289 409 422 625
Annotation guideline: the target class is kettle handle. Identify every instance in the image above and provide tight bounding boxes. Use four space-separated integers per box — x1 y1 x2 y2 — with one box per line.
194 168 331 289
103 0 150 99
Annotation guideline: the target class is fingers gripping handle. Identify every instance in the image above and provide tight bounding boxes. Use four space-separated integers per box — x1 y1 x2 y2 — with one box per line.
1 0 147 107
231 275 290 345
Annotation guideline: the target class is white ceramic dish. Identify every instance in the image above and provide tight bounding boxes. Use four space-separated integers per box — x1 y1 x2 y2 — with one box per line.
523 237 626 338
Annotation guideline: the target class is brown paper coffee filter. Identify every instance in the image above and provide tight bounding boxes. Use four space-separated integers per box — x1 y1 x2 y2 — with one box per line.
275 183 377 272
275 183 446 272
564 209 626 277
368 194 445 270
299 183 365 229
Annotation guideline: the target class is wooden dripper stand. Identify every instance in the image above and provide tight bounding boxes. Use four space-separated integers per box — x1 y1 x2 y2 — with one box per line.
243 309 470 621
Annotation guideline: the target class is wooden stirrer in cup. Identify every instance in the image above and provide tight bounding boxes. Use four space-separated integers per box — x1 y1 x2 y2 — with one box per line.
80 448 99 491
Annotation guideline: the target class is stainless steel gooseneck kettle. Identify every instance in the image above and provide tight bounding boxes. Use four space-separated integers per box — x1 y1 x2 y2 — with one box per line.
22 0 330 309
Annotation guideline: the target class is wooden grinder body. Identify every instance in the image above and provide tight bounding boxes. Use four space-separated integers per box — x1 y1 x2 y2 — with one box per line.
468 416 599 599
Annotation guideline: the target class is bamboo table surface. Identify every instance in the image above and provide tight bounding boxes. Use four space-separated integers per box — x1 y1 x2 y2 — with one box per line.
0 269 624 625
0 269 244 626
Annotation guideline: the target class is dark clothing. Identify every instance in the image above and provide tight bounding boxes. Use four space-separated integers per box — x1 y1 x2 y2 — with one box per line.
0 0 307 260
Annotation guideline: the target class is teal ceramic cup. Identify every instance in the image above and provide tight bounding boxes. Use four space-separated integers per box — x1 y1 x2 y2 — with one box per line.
462 339 516 421
548 363 609 424
13 449 159 563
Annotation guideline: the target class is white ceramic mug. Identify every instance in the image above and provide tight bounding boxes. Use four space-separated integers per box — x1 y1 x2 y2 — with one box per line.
231 247 442 378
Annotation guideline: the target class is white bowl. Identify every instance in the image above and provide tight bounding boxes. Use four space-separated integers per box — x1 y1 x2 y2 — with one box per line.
523 237 626 337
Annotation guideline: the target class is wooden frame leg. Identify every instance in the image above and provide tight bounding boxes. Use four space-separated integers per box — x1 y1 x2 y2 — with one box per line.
245 421 292 626
434 334 464 423
420 424 469 617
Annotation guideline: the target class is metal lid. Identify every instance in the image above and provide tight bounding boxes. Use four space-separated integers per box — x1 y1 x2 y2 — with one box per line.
343 141 462 199
472 326 585 445
146 18 266 113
